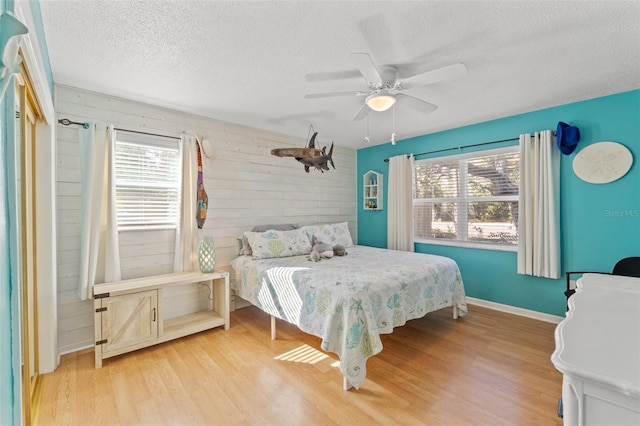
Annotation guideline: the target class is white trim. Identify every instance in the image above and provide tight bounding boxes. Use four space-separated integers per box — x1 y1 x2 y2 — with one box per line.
34 121 58 373
59 342 93 356
14 1 59 374
61 297 563 356
415 238 518 252
466 296 564 324
415 195 518 204
119 224 179 232
14 3 55 124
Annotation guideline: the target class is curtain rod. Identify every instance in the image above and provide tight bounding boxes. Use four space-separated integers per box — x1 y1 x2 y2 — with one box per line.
383 132 556 162
58 118 90 129
57 118 179 140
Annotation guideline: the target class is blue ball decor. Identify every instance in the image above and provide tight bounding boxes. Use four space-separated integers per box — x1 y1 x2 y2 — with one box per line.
198 236 216 273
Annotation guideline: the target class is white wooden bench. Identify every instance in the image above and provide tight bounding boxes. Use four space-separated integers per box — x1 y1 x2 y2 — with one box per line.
93 271 229 368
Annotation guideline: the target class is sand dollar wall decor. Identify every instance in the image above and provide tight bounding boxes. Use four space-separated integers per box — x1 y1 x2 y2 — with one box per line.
572 141 633 184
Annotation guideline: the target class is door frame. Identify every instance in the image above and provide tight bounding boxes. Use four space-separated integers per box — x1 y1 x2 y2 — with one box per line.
4 3 57 425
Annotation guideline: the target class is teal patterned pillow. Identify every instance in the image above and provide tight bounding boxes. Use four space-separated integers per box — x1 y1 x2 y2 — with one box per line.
301 222 354 247
245 229 312 259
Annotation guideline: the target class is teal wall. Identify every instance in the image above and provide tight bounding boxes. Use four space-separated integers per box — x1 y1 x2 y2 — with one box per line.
1 2 16 426
0 71 15 426
357 90 640 317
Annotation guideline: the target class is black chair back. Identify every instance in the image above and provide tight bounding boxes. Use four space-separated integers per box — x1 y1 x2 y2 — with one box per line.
612 257 640 278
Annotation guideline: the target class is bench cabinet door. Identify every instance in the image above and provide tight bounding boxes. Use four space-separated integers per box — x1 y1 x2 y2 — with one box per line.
99 289 159 354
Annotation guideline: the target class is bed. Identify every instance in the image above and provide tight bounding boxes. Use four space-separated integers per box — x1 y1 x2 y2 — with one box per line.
230 223 467 390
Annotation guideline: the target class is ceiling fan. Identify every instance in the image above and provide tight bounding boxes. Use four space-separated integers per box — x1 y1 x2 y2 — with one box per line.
304 52 467 121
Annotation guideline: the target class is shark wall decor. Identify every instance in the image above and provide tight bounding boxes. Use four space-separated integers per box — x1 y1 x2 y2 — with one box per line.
271 128 335 173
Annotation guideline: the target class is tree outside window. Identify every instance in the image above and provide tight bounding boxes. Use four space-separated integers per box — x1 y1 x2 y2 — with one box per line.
413 146 519 247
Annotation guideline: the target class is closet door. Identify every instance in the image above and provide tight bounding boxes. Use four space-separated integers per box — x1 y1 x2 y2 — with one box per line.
16 63 43 426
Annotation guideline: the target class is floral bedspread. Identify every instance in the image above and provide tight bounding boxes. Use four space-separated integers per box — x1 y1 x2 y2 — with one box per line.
230 245 467 389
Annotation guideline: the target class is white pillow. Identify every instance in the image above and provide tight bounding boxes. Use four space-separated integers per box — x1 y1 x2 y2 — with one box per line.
245 228 312 259
238 224 298 256
301 222 354 248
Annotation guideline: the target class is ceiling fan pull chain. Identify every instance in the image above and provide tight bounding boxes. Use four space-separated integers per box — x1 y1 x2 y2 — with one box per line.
391 105 397 145
365 110 371 143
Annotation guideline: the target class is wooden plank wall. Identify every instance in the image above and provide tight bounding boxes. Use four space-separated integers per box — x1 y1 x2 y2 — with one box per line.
55 85 357 354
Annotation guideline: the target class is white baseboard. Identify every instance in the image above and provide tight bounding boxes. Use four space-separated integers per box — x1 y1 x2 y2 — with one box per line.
466 297 564 324
59 298 562 357
59 341 93 356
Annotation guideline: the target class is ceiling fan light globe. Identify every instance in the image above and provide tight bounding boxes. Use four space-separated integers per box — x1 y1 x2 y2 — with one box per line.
366 93 396 112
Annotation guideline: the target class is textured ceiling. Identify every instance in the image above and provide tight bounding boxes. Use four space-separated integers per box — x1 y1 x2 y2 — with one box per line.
40 1 640 149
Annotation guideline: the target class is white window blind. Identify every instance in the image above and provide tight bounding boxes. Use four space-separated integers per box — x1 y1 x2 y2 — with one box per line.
413 146 519 248
114 130 181 229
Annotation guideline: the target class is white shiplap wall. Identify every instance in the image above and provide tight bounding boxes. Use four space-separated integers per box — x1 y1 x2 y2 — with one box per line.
55 85 357 353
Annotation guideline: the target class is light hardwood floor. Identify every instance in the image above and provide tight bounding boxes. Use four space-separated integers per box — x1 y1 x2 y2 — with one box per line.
37 305 563 425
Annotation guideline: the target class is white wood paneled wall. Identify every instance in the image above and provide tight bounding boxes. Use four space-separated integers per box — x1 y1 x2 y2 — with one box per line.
55 85 357 354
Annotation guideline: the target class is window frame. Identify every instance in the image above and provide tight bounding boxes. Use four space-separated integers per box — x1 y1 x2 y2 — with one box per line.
113 130 182 231
413 145 519 252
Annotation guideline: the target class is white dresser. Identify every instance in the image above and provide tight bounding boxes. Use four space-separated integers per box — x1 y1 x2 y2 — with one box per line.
551 273 640 425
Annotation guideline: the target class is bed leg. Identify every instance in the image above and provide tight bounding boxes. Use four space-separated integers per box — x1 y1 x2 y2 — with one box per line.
453 305 459 320
271 315 276 340
343 377 353 391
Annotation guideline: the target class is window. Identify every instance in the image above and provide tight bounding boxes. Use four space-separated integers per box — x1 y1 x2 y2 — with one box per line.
114 130 181 229
413 146 519 248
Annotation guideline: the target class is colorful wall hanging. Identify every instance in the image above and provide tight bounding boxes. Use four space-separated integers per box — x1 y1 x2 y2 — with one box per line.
196 141 208 228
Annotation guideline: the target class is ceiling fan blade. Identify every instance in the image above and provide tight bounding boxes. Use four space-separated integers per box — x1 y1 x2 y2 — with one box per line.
305 70 363 82
350 52 382 85
400 63 467 90
356 14 396 64
351 104 368 121
396 93 438 114
304 90 367 99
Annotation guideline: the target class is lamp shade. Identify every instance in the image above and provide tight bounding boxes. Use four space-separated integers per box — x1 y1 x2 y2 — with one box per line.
366 91 396 112
198 236 216 273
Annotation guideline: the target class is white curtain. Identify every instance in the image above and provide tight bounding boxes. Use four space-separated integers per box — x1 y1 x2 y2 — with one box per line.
387 154 415 252
174 134 198 272
517 131 561 279
77 123 120 300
